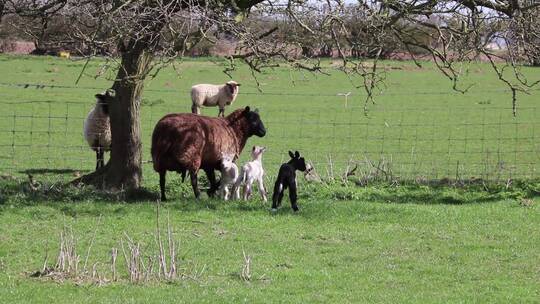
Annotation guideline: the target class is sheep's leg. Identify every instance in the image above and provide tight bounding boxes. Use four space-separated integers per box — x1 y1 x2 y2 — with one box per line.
178 170 186 183
99 149 105 168
218 181 227 200
191 104 200 115
218 107 225 117
233 172 243 200
244 181 253 201
189 170 201 199
232 183 240 200
204 168 219 197
96 147 104 170
257 178 268 202
159 171 167 201
271 181 283 210
277 184 285 207
289 182 299 212
223 186 230 201
95 150 100 170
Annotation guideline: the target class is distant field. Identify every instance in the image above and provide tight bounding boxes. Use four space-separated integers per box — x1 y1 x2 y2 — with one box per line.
0 55 539 303
0 55 538 186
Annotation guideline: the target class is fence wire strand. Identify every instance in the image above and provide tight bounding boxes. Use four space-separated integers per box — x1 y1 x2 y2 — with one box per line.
0 81 538 183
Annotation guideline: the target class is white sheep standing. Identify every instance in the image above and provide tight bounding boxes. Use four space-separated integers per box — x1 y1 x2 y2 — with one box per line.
191 80 241 117
218 152 241 200
235 146 267 202
83 90 113 170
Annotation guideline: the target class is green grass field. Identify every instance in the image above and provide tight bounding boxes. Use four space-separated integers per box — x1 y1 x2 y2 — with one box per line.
0 55 539 302
0 186 539 303
0 55 538 182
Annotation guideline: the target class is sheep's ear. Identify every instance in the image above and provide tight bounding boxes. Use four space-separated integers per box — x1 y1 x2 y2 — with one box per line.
95 94 105 100
295 151 300 158
288 151 294 158
254 108 259 113
236 83 241 86
252 146 256 151
243 106 251 116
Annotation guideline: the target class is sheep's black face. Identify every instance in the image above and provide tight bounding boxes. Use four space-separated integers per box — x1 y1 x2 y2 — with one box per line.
95 92 110 115
244 108 266 137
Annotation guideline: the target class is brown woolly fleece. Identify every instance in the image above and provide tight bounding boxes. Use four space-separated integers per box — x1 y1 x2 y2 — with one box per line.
151 108 253 175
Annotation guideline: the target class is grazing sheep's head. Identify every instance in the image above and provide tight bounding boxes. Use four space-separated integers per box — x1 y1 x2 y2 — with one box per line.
288 150 307 172
305 162 314 174
94 89 115 115
243 106 266 137
226 80 240 97
251 146 266 159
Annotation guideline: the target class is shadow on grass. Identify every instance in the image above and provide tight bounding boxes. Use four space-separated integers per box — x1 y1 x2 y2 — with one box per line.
20 168 81 175
1 177 538 218
309 180 540 205
0 178 160 206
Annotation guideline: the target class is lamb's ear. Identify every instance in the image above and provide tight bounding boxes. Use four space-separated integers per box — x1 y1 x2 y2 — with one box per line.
254 108 259 113
95 94 105 100
252 146 256 151
243 106 251 116
295 151 300 158
288 151 294 158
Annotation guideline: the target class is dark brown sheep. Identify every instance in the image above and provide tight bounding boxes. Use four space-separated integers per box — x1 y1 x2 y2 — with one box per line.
151 106 266 200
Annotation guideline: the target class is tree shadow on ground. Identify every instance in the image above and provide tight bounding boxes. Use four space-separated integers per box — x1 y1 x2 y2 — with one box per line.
19 169 82 175
0 178 160 206
313 180 540 205
1 176 538 218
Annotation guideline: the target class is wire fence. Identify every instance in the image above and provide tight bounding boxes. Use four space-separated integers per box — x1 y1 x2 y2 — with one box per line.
0 81 539 184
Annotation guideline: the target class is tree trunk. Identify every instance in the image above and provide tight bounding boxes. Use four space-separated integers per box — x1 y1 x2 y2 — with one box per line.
74 46 153 190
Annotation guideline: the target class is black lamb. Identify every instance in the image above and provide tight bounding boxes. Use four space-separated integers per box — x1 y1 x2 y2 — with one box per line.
271 151 309 212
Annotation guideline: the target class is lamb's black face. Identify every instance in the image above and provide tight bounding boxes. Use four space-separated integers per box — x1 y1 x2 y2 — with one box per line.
288 151 307 171
244 107 266 137
296 157 307 172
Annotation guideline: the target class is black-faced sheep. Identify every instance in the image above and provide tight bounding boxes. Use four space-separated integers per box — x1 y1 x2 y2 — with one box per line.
271 151 309 212
83 90 113 170
191 80 241 117
151 106 266 201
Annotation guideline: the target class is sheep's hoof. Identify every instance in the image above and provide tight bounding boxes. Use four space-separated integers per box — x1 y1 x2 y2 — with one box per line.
270 208 278 213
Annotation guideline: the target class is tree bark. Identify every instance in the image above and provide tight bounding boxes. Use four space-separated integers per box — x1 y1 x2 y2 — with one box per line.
74 45 153 190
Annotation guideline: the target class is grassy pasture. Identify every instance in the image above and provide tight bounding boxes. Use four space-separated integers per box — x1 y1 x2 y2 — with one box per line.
0 55 538 184
0 187 539 303
0 55 539 302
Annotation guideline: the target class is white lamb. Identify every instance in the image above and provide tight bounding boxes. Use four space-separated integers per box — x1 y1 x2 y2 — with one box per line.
219 152 241 201
235 146 267 202
191 80 241 117
83 90 113 170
